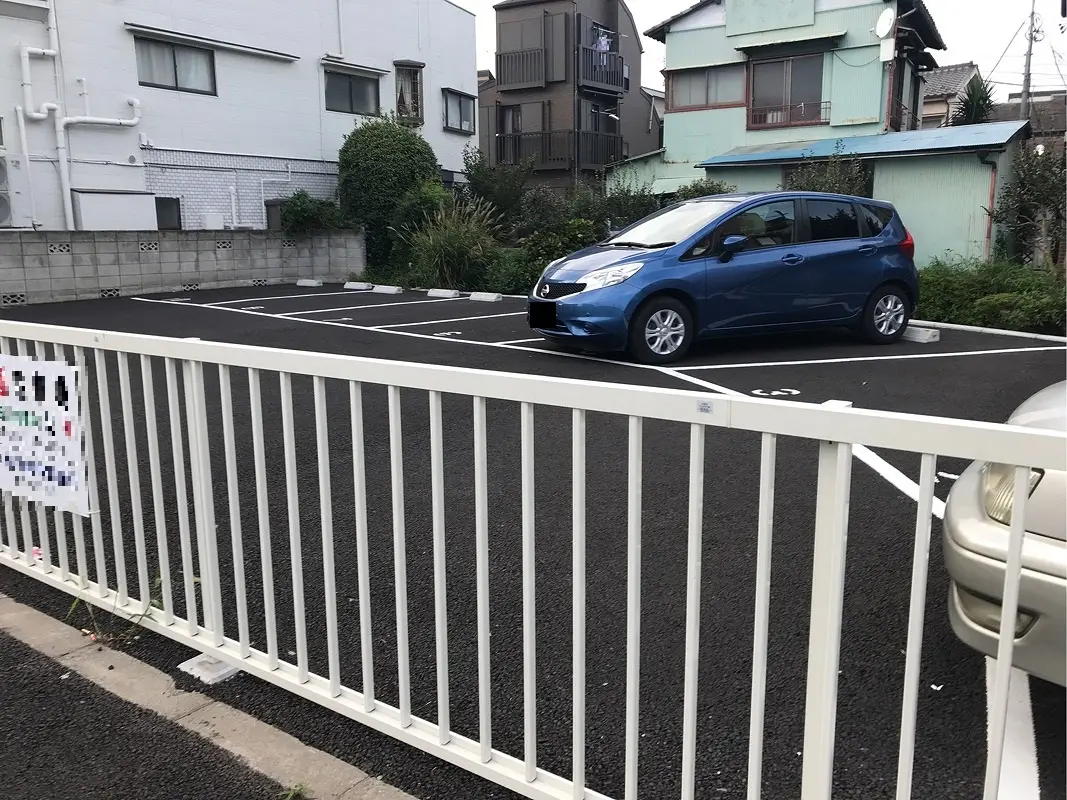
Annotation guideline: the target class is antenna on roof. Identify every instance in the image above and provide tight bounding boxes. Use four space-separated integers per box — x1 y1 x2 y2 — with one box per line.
875 7 897 62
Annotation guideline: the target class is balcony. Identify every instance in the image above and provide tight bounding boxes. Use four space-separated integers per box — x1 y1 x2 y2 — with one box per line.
748 102 831 130
495 48 546 91
579 46 625 94
495 131 624 171
889 100 919 132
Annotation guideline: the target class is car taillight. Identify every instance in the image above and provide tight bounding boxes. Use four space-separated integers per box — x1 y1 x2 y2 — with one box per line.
899 229 915 260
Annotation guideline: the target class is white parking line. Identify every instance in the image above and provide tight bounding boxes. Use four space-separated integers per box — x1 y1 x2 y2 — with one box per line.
276 297 460 316
498 338 544 345
673 346 1066 371
985 657 1040 800
371 312 526 329
204 290 372 305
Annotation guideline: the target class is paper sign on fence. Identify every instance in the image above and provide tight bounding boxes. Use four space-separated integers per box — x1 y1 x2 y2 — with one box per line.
0 355 88 516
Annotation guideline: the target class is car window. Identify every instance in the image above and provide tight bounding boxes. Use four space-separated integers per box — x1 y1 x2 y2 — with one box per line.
806 199 860 242
861 204 894 236
605 199 739 248
714 200 795 251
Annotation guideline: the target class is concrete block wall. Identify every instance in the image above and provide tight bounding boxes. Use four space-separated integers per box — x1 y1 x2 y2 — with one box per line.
0 230 365 306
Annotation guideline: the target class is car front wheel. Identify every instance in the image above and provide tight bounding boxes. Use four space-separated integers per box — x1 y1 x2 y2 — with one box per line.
628 297 694 364
862 285 910 344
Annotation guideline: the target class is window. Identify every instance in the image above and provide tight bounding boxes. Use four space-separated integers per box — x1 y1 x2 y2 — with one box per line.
922 115 945 129
499 105 521 133
806 199 860 242
155 197 182 231
860 204 894 236
750 54 825 126
325 70 380 115
396 65 423 124
135 38 216 94
669 65 745 110
715 201 795 251
605 199 740 248
623 64 630 92
443 89 475 134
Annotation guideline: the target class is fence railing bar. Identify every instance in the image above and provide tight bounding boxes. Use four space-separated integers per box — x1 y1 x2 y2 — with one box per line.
193 362 224 647
572 407 587 797
982 466 1031 800
117 353 150 611
747 432 778 800
76 346 108 598
895 453 937 799
14 341 34 566
429 390 450 744
166 358 198 634
48 343 70 581
389 385 412 726
183 362 210 634
624 415 643 800
247 368 278 667
140 354 174 625
0 339 16 558
314 376 342 697
279 371 309 682
219 365 250 656
800 434 854 800
520 400 537 782
350 381 375 711
94 347 128 606
680 423 707 800
58 345 88 589
26 341 55 575
474 394 492 762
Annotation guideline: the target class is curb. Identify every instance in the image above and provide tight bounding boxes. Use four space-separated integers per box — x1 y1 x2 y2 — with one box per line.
911 319 1067 343
0 592 415 800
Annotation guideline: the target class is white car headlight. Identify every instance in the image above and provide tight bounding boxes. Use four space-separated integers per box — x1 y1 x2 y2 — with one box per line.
981 462 1043 525
579 263 644 292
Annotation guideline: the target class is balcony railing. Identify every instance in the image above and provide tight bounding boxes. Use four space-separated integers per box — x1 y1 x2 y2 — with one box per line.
889 100 919 132
495 48 546 90
494 131 624 170
579 46 625 93
748 102 831 129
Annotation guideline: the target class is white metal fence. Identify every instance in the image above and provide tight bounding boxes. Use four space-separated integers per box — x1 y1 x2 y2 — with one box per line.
0 319 1062 800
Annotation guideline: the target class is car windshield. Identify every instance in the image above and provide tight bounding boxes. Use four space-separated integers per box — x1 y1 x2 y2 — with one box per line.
604 200 739 248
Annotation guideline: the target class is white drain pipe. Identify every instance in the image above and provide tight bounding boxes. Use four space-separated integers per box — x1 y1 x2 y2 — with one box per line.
14 106 39 228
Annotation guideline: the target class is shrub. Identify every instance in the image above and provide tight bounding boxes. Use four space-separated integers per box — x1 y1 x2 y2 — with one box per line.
485 248 543 295
461 145 534 223
521 218 601 265
279 191 346 237
400 197 503 290
604 183 661 229
990 146 1065 270
783 140 870 197
515 185 569 238
389 181 454 272
673 179 736 201
918 257 1066 334
338 116 440 267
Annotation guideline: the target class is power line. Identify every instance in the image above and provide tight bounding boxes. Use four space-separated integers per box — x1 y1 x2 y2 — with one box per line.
988 18 1028 78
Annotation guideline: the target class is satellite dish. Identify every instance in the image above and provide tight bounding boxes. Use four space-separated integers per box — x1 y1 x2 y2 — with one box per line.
875 7 896 38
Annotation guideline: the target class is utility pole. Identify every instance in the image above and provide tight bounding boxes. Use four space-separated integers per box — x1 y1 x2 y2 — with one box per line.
1019 0 1037 120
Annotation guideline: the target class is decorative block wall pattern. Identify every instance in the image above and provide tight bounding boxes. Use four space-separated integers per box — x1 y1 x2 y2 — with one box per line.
0 229 366 305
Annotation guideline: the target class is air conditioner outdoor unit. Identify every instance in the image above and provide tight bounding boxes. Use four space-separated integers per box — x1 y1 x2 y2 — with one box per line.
0 158 12 228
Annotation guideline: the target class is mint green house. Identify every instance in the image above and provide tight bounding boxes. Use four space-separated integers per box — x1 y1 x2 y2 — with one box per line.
608 0 1031 263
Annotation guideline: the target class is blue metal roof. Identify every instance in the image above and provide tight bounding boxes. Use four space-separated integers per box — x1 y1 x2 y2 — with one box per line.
695 120 1030 168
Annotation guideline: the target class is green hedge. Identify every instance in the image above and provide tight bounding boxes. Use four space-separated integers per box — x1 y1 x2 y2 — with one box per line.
918 258 1066 335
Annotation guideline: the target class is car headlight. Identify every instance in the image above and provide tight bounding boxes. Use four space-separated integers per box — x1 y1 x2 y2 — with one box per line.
981 462 1043 525
578 263 644 292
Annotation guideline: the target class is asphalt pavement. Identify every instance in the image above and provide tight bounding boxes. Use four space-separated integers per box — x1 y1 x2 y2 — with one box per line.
0 284 1062 800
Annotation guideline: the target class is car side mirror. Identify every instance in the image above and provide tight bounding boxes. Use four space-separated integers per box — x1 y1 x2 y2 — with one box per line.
719 234 748 262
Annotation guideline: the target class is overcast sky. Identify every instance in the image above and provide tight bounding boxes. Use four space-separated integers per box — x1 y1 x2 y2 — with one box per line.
453 0 1067 100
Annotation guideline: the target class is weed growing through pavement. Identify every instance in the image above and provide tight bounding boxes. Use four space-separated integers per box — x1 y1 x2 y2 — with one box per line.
278 786 311 800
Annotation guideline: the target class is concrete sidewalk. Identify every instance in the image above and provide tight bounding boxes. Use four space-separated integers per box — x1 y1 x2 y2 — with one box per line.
0 592 414 800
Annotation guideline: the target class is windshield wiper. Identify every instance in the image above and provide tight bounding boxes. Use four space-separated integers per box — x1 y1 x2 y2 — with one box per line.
604 241 675 249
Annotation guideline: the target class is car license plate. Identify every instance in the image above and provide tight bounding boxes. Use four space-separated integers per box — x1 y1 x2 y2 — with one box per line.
529 301 556 328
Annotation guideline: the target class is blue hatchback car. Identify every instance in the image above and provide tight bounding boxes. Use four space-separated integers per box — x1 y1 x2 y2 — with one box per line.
527 191 918 364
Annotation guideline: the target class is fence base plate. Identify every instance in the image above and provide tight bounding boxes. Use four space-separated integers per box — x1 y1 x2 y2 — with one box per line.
178 654 241 685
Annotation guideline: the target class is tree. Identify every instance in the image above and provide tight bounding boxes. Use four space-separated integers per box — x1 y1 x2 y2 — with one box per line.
782 140 870 197
990 146 1066 271
338 115 440 267
673 178 736 201
460 145 534 223
950 79 995 126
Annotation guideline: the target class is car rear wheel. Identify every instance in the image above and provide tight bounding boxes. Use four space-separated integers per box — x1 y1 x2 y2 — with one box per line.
628 297 694 364
861 285 910 344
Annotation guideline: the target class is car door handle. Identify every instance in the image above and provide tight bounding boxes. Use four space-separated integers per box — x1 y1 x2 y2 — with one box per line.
781 253 805 265
858 245 877 256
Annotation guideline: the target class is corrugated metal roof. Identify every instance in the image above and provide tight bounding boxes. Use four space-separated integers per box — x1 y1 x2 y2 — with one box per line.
695 120 1030 168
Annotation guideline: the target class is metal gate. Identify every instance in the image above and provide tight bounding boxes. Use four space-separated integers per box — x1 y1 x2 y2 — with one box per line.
0 319 1061 800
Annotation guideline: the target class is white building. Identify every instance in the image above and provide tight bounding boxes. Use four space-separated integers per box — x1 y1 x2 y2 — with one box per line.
0 0 478 231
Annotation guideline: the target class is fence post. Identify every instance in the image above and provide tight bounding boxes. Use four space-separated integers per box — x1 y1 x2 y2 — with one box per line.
801 401 854 800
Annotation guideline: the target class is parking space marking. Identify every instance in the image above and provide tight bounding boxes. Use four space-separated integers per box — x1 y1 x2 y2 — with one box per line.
370 311 527 329
276 297 460 316
498 338 543 345
205 290 372 305
674 345 1066 372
